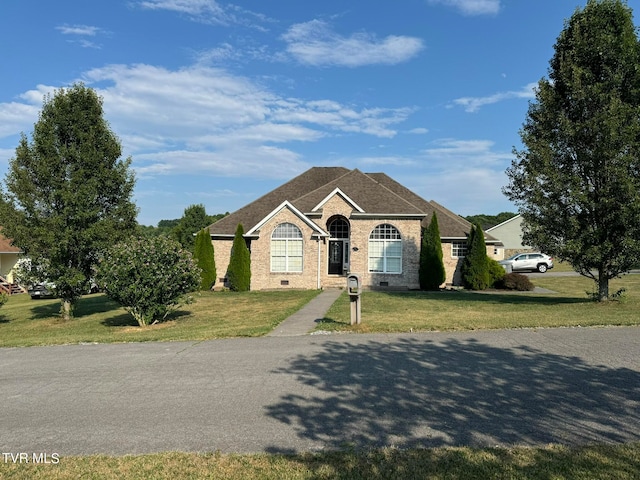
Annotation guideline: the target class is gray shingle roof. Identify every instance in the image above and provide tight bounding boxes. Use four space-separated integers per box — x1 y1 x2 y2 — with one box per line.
207 167 499 243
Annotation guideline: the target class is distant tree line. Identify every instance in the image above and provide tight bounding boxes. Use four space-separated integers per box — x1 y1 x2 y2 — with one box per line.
463 212 517 231
138 204 228 250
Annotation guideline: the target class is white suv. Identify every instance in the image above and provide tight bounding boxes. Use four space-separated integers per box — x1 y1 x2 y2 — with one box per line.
499 252 554 273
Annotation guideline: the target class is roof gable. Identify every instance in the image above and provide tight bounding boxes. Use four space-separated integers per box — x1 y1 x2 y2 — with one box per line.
208 167 349 235
245 201 328 237
311 187 365 213
292 169 424 215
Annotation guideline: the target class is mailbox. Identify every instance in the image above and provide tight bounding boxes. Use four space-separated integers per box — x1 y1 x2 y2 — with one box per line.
347 273 362 296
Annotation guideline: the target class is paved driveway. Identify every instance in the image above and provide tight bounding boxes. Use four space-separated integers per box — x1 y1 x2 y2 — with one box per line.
1 327 639 455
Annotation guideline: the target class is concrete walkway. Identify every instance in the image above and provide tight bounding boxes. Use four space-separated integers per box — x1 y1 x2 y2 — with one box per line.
267 288 343 336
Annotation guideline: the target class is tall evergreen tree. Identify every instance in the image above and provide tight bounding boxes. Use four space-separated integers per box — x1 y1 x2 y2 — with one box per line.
504 0 640 301
0 84 137 319
461 224 490 290
194 227 216 290
172 204 210 251
226 224 251 292
419 212 446 290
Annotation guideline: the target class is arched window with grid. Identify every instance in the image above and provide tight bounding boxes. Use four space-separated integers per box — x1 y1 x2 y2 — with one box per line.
271 223 303 272
368 224 402 274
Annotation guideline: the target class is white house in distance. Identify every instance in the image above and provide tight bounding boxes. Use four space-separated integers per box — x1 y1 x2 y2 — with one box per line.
486 214 531 257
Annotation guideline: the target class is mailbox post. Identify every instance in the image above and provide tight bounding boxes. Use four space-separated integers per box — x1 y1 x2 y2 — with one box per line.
347 273 362 325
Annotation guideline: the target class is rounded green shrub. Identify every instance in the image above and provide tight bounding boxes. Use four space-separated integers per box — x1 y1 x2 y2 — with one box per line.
97 235 201 326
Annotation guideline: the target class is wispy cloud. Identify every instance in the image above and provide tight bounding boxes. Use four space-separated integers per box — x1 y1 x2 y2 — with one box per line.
452 83 536 113
56 24 106 48
282 20 424 67
136 0 270 29
427 0 501 16
56 24 101 36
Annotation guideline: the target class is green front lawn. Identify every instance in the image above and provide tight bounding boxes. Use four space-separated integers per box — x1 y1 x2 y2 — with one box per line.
0 290 320 347
3 443 640 479
316 274 640 333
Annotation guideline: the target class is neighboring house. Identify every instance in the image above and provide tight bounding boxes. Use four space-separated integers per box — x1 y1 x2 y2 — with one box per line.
207 167 502 290
486 214 531 258
0 232 24 294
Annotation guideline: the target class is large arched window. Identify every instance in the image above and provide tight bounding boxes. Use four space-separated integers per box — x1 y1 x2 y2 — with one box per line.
271 223 303 272
368 224 402 273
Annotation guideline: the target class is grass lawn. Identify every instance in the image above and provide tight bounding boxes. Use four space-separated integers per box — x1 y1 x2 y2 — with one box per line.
316 273 640 333
2 277 639 478
0 289 320 347
3 443 640 479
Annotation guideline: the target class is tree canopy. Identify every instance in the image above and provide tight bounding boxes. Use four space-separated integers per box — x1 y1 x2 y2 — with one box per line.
0 83 137 318
504 0 640 301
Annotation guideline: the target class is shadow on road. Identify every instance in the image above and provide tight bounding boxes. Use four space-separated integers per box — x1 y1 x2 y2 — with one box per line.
265 337 640 453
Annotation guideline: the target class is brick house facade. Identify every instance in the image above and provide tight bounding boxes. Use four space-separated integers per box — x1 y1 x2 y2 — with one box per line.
208 167 502 290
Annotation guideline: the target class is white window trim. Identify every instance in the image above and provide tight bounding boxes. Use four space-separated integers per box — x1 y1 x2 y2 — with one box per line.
452 240 467 258
271 224 303 273
368 224 403 274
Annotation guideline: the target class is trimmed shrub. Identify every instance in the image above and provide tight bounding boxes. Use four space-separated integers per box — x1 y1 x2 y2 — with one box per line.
227 223 251 292
461 224 490 290
495 272 535 291
488 258 506 287
194 227 216 290
97 235 201 326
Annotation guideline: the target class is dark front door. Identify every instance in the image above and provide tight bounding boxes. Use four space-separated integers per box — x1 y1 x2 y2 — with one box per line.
328 240 343 275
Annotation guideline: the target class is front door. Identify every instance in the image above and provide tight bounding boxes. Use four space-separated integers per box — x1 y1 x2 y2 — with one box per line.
328 240 343 275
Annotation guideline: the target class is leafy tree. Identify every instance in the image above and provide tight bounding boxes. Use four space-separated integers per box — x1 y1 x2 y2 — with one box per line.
0 83 137 319
194 227 216 290
97 236 200 326
461 224 490 290
419 212 446 290
172 204 210 251
504 0 640 301
226 223 251 292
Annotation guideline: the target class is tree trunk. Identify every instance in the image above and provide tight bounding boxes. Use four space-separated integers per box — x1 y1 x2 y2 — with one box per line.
61 299 73 321
598 270 609 302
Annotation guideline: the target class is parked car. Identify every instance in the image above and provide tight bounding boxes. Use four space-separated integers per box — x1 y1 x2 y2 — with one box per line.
499 252 554 273
28 282 56 299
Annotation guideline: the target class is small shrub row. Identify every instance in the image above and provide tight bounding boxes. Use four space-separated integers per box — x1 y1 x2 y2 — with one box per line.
494 272 535 291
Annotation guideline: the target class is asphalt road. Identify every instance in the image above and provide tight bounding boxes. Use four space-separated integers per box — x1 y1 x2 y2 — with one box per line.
2 327 639 456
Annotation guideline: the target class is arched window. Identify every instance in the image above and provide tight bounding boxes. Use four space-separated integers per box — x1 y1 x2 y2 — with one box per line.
271 223 303 272
328 217 349 239
368 224 402 273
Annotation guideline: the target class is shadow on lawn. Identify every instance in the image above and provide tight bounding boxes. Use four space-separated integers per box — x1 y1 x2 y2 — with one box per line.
375 289 588 306
265 336 640 457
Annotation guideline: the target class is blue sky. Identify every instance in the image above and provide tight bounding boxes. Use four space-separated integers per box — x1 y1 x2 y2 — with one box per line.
2 0 638 226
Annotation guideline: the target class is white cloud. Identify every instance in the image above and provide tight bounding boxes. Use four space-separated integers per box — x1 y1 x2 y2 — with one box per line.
0 62 414 180
357 156 419 167
408 127 429 135
422 138 512 166
427 0 501 16
133 145 308 180
136 0 270 29
138 0 226 17
282 20 424 67
452 83 537 113
56 24 101 36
